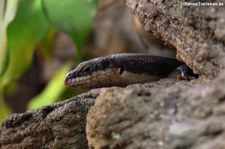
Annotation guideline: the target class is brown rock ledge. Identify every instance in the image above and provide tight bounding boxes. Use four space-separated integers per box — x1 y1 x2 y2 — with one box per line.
87 71 225 149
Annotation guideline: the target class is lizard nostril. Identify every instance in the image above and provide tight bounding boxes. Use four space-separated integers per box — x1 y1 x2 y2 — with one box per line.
64 71 75 84
64 72 71 84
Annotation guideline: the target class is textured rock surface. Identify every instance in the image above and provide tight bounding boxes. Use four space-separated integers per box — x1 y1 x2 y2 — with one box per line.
125 0 225 79
0 90 99 149
86 72 225 149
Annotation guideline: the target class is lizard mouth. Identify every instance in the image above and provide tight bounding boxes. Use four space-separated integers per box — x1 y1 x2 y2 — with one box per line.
64 67 161 89
64 69 118 89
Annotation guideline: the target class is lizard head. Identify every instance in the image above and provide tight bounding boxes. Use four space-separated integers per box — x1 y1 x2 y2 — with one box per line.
64 57 123 89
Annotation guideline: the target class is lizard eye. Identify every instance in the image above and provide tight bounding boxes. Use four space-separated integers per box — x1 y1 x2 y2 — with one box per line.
83 66 91 73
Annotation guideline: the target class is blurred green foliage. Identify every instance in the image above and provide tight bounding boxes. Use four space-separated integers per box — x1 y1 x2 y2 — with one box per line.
42 0 97 62
28 62 71 109
0 0 97 122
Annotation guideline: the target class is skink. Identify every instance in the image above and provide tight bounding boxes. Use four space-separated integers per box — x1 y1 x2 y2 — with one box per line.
64 53 197 89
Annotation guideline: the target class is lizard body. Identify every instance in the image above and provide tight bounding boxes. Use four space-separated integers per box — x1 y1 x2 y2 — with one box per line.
64 53 197 89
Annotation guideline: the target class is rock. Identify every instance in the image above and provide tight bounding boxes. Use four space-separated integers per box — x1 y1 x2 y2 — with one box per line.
86 71 225 149
0 90 99 149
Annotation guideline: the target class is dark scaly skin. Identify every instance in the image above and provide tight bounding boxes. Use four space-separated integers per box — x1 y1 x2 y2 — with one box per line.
64 53 198 89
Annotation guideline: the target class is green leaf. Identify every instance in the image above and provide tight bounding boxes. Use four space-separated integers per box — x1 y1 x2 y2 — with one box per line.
0 0 50 87
42 0 97 62
0 0 18 78
0 0 18 122
28 62 72 109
